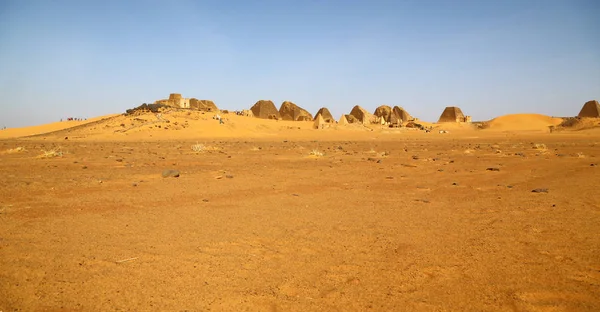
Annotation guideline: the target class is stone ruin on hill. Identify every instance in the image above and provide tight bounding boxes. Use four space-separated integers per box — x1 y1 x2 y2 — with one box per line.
315 107 335 123
279 101 313 121
349 105 375 124
313 114 326 129
154 93 218 111
339 114 349 125
438 106 471 123
374 105 393 123
125 103 168 115
189 99 218 112
392 106 412 123
578 100 600 118
345 114 359 124
251 100 281 120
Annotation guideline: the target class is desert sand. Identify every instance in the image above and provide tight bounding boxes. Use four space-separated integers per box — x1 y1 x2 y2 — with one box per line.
0 115 120 140
483 114 564 132
1 109 599 311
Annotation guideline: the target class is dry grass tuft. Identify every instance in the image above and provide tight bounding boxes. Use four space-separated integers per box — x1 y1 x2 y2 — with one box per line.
309 149 324 157
191 142 220 153
38 148 64 158
191 142 205 152
532 143 548 152
5 147 26 153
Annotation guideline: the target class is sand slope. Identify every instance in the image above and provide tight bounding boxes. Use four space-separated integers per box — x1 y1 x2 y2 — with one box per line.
6 110 388 141
484 114 563 132
0 114 120 139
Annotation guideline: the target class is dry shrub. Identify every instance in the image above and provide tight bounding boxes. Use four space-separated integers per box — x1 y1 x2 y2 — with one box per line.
309 149 324 157
191 142 219 153
5 147 26 153
532 143 549 154
38 148 63 158
559 117 580 128
191 142 204 152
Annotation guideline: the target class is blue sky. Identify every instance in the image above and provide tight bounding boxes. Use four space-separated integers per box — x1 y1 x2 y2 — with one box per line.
0 0 598 127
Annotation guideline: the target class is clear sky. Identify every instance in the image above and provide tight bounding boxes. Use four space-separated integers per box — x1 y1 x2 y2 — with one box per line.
0 0 599 128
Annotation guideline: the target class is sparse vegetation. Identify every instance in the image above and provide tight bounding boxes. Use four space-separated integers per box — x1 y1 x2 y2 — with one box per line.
39 148 64 158
559 117 580 128
191 142 205 152
5 147 26 153
191 142 220 153
309 149 324 157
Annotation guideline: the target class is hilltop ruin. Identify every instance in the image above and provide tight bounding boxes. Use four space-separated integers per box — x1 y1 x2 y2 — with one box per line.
154 93 218 112
438 106 472 123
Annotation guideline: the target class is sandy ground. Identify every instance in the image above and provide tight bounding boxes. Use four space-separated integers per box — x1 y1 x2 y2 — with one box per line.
0 115 120 140
1 111 599 311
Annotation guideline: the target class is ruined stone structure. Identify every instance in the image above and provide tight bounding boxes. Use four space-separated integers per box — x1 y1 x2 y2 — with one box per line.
438 106 470 123
189 99 218 112
374 105 393 123
578 100 600 118
154 93 217 111
251 100 281 120
279 101 313 121
315 107 334 123
349 105 374 124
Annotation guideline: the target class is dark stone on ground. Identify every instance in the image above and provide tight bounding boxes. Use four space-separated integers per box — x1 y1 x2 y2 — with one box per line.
162 169 180 178
532 188 549 193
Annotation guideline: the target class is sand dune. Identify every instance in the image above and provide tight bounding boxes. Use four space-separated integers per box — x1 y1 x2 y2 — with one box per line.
12 110 399 141
3 109 595 142
0 114 120 139
483 114 563 132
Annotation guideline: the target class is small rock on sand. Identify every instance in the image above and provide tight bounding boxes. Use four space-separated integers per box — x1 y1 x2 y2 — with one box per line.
532 188 548 193
162 169 180 178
